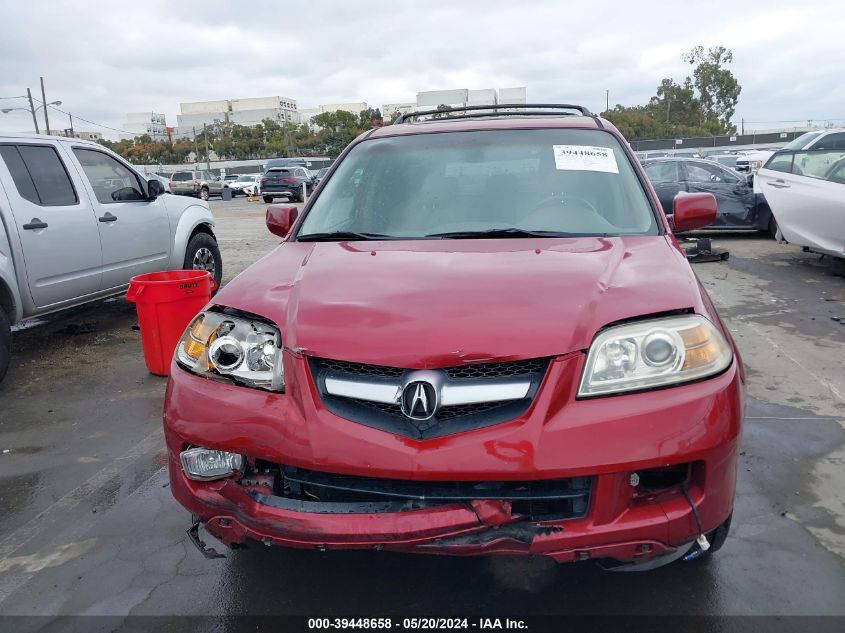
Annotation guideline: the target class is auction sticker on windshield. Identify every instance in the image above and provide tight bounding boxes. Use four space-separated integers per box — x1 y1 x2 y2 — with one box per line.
553 145 619 173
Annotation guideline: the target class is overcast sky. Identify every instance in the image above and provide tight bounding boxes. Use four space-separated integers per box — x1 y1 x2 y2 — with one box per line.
1 0 842 138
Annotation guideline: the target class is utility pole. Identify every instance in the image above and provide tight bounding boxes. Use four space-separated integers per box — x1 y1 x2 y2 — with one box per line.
40 77 50 134
26 88 39 134
68 112 74 137
192 127 199 163
741 118 745 135
605 89 609 113
203 122 210 169
666 98 671 124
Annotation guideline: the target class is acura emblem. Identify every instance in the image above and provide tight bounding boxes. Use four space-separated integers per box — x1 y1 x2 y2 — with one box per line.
401 381 437 420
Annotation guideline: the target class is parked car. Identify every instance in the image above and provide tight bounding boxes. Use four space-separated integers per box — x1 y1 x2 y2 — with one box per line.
0 134 222 382
312 167 329 186
264 157 310 170
260 166 316 203
164 104 742 570
757 148 845 275
736 132 845 174
642 157 775 235
228 174 260 196
223 174 240 183
170 170 227 201
706 154 739 170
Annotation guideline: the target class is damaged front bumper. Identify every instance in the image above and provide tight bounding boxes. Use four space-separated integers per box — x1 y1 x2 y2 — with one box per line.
164 354 743 565
168 448 734 565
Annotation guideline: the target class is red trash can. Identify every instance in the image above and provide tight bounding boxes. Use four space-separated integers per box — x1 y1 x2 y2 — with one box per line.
126 270 217 376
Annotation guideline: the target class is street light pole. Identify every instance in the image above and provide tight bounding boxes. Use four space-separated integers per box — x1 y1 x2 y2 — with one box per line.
26 88 40 134
40 77 50 134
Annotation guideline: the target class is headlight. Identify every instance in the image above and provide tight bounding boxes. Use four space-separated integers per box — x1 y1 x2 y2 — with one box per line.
578 315 732 397
176 311 284 391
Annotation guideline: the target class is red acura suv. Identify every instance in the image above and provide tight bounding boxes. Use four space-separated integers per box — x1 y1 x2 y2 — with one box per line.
163 104 744 570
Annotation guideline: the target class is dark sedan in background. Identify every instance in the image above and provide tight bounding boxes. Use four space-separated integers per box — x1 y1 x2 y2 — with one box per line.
642 157 776 235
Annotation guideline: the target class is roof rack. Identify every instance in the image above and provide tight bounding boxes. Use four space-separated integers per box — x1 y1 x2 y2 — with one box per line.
394 103 597 125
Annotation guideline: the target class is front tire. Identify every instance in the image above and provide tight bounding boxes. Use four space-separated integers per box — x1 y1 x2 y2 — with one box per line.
199 187 210 201
262 195 274 203
0 308 11 383
184 232 223 289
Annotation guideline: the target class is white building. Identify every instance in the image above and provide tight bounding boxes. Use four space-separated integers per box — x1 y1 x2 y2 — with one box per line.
319 102 368 115
123 112 168 140
47 129 103 141
382 102 416 120
414 87 527 110
175 96 299 137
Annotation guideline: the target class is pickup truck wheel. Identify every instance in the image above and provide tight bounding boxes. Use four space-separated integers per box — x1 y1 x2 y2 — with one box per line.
199 187 209 201
184 233 222 289
262 195 273 203
0 308 10 383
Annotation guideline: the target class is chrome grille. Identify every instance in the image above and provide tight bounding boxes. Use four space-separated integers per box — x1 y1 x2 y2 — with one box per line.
309 356 551 440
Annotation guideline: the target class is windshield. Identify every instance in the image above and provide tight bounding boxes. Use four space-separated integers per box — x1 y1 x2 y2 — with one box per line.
782 132 822 151
297 129 658 239
235 175 253 182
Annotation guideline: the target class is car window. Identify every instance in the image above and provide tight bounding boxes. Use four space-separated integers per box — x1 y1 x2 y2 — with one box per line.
791 150 845 179
813 133 845 151
643 161 678 182
171 172 190 181
763 153 793 173
782 131 822 150
685 161 735 183
72 148 146 204
298 128 658 238
0 144 78 206
825 159 845 184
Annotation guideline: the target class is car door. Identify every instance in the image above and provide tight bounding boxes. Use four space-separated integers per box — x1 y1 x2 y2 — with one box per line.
683 161 754 228
642 160 686 214
0 142 102 308
69 146 171 290
204 171 223 195
758 150 845 252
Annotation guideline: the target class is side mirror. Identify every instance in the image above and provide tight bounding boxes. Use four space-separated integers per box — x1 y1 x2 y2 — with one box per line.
266 205 298 238
148 179 165 199
671 192 717 232
745 173 754 187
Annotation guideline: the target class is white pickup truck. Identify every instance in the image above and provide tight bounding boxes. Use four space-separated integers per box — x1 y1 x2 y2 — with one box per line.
0 134 222 382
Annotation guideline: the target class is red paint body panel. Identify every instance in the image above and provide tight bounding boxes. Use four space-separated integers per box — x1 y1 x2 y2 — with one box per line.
211 236 707 367
163 115 745 564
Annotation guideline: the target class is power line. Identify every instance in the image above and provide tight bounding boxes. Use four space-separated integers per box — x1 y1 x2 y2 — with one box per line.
25 95 133 135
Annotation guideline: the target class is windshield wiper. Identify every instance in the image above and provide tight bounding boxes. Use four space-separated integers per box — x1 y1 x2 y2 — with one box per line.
297 231 393 242
426 228 587 239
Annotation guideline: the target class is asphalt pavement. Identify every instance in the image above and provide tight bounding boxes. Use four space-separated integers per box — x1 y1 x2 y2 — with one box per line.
0 198 842 629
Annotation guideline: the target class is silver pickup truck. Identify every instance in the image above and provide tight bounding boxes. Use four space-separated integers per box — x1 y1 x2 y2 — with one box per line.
0 134 223 382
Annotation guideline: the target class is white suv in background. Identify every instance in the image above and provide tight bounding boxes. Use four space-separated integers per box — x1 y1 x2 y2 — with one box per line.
737 129 845 173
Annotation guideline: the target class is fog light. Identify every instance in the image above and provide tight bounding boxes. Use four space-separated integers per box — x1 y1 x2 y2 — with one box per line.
180 447 244 481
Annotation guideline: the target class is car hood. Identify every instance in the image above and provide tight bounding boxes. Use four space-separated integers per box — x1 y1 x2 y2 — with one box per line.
214 236 704 367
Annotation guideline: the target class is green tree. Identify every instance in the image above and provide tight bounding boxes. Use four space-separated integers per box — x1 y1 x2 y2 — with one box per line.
683 46 741 132
604 45 741 140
